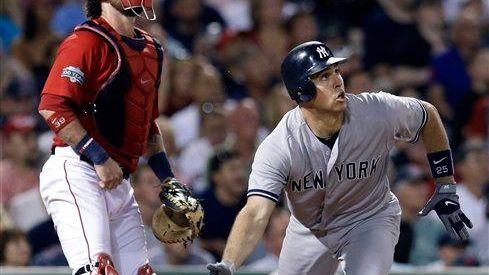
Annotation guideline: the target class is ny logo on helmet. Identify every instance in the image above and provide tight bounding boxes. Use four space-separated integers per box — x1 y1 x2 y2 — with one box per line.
316 46 329 59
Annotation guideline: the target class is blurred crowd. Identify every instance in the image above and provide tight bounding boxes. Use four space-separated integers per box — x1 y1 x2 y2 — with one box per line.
0 0 488 272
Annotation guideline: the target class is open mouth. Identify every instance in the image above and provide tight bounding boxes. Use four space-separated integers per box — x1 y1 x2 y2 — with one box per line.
337 91 345 99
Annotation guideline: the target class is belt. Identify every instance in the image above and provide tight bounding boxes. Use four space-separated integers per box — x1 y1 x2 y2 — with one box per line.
51 146 130 180
74 263 99 275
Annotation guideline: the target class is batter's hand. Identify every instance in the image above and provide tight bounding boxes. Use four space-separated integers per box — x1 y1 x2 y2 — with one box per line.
207 261 235 275
419 183 473 241
94 157 123 190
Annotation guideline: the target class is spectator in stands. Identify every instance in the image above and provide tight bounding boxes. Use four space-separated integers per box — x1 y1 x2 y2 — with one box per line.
227 98 267 168
161 58 195 117
11 0 60 91
50 0 85 37
345 70 375 95
428 6 482 123
0 76 37 128
249 0 288 78
170 59 226 150
391 141 432 182
455 49 489 145
214 31 256 100
204 0 252 32
235 45 275 101
455 140 489 265
392 168 445 265
179 106 229 193
425 234 479 270
0 115 40 206
162 242 214 266
285 11 319 48
0 0 21 54
197 149 248 260
467 95 488 140
246 207 290 272
363 0 441 68
0 204 14 232
0 228 32 266
263 83 296 130
160 0 226 52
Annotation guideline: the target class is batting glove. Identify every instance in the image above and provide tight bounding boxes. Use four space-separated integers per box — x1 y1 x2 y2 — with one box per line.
419 183 473 241
207 260 235 275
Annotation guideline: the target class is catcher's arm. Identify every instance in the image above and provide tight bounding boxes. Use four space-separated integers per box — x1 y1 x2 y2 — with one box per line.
210 196 275 272
39 107 122 189
417 101 473 241
145 124 175 182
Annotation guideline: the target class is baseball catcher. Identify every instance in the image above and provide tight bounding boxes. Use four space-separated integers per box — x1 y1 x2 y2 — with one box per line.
152 178 204 244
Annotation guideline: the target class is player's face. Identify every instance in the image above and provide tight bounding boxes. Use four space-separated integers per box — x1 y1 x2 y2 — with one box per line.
107 0 154 18
309 64 347 112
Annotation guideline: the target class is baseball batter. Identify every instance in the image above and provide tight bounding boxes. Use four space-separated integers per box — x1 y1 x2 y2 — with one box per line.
37 1 184 274
207 41 472 275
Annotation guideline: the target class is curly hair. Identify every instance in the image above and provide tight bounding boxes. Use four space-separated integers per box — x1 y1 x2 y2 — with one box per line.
85 0 102 19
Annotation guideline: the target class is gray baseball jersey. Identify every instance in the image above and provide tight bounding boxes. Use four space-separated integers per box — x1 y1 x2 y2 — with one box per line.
247 91 427 274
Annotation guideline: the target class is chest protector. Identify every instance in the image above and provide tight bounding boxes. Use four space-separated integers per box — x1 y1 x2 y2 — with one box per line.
74 19 163 169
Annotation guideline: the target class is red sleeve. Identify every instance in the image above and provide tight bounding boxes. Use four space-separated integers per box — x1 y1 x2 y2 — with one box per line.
41 30 117 105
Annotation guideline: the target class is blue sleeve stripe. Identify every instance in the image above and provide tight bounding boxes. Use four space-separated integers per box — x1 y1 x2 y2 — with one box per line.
410 100 428 144
247 193 279 203
247 189 280 202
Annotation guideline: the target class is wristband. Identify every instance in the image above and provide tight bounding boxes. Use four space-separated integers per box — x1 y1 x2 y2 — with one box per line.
427 149 454 178
148 152 174 182
74 134 109 165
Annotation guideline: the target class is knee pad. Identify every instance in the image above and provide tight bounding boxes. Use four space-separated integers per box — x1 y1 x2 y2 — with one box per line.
137 263 156 275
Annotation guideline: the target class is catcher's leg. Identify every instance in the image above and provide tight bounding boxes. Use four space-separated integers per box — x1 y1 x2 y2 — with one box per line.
278 217 339 275
39 149 113 273
108 182 150 275
341 214 401 275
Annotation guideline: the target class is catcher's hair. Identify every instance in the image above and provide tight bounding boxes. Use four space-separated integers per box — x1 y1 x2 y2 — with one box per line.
85 0 102 19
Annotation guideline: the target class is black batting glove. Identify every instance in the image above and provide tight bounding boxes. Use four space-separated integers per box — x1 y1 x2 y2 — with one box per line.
419 183 473 241
207 260 235 275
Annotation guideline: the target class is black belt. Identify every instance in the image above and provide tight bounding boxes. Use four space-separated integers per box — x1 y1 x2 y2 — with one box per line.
74 263 99 275
51 146 130 180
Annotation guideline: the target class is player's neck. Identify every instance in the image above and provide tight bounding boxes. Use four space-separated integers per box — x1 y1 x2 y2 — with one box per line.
101 3 136 37
301 108 344 138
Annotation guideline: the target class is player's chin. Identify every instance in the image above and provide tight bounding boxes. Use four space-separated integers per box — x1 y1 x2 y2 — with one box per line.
334 98 347 110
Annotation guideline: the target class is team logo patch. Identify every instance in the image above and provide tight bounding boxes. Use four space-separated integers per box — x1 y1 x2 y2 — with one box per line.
316 46 329 59
61 66 85 84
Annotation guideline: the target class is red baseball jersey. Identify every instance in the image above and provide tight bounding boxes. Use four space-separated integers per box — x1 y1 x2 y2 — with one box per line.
41 18 162 171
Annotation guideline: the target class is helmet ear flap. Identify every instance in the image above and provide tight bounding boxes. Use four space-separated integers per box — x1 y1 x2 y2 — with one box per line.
294 77 316 103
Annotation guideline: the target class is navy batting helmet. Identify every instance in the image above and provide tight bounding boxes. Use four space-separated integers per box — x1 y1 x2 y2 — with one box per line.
281 41 347 103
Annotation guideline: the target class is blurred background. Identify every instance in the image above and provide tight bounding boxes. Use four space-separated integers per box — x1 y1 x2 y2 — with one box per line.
0 0 488 274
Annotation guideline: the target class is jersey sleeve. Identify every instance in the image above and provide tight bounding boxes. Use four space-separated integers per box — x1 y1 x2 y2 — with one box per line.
247 136 290 203
41 30 116 105
376 92 428 143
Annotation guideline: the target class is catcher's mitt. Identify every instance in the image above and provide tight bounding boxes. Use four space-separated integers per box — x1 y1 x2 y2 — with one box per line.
151 178 204 244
